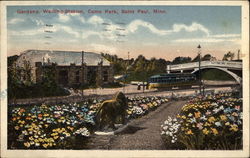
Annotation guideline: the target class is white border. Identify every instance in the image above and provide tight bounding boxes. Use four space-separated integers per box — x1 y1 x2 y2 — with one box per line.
1 1 249 158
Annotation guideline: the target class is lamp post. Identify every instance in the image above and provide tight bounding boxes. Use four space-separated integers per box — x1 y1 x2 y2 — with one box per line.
197 45 202 95
123 52 130 93
81 51 84 99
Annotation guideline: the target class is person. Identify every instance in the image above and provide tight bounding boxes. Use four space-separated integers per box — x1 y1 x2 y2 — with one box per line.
137 83 141 90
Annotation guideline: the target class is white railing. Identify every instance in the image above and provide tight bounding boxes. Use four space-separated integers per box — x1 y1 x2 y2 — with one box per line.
169 61 242 70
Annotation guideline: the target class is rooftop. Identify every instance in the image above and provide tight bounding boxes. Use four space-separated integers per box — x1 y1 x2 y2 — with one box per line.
17 50 110 67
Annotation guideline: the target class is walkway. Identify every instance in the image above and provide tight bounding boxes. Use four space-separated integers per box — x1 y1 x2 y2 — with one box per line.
86 101 186 150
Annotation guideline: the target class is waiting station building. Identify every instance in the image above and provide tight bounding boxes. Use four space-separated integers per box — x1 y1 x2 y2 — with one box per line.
16 50 114 87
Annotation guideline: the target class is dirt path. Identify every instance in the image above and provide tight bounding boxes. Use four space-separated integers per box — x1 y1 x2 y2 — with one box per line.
86 100 186 150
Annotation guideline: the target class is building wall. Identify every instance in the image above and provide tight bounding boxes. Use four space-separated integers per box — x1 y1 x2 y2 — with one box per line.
34 62 114 87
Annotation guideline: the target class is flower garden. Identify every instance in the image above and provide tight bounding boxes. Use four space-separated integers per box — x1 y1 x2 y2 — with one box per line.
161 93 243 150
8 95 168 149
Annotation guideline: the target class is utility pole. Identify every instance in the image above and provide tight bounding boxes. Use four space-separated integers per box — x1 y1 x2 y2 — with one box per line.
123 52 129 93
81 51 84 99
237 49 240 60
197 44 202 95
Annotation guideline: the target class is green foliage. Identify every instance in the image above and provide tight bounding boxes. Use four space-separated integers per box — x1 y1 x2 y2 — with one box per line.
172 56 192 64
201 69 234 81
8 55 19 67
7 55 69 100
202 54 212 61
223 51 235 61
102 53 169 82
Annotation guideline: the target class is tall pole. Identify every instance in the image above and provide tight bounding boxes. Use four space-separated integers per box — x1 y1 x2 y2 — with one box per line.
237 49 240 60
81 51 84 99
123 52 129 93
197 45 202 95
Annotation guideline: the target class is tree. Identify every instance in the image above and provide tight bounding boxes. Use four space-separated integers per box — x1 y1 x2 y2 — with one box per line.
202 54 212 61
172 56 192 64
222 51 235 61
8 55 19 67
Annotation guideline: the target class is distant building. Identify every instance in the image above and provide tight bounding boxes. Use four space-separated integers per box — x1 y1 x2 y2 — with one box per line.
16 50 114 87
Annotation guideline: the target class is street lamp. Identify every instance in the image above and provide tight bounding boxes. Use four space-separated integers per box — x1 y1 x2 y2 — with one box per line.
197 44 202 95
81 51 84 99
123 52 130 94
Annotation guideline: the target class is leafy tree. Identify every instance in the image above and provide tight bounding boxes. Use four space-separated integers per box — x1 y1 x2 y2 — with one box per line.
202 54 212 61
172 56 192 64
102 53 169 82
7 55 19 67
223 51 235 61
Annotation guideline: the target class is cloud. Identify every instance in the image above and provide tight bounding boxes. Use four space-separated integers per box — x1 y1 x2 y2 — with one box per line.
89 43 117 54
173 33 241 44
70 13 85 23
58 13 85 24
173 37 240 43
126 19 168 35
58 14 70 22
169 22 210 36
87 15 104 25
209 34 241 38
33 19 44 26
125 20 211 37
59 25 80 38
142 42 158 46
8 18 25 24
9 28 44 36
82 31 102 39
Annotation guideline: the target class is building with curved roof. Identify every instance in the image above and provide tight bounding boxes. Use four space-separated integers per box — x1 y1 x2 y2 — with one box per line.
16 50 114 87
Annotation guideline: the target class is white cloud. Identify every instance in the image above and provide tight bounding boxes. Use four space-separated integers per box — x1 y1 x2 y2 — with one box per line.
126 19 168 35
125 20 211 37
143 42 158 46
58 13 85 23
8 18 25 24
170 22 210 36
58 14 70 22
82 31 102 39
89 43 117 54
60 25 80 38
9 28 44 36
209 34 241 38
70 13 85 23
34 19 44 26
174 37 240 43
87 15 104 25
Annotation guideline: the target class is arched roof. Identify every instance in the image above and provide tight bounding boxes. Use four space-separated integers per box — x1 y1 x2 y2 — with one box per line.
16 50 110 67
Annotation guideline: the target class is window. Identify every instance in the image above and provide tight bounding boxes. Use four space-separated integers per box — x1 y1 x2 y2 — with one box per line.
75 70 80 83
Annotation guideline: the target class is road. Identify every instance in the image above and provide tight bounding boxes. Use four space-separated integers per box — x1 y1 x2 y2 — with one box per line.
11 80 237 105
86 100 186 150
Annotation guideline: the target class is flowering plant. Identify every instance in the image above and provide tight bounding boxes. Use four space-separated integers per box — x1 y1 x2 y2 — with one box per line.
161 93 243 150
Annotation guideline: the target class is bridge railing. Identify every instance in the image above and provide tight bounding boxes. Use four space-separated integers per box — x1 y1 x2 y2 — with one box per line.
169 61 242 70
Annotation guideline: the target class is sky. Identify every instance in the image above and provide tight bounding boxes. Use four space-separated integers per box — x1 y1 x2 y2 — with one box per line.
7 5 241 60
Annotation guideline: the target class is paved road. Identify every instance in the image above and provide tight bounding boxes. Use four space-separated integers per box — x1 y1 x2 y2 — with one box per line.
86 100 186 150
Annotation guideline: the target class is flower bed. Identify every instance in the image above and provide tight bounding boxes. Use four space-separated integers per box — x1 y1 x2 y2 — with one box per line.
8 101 99 149
127 96 168 119
8 96 168 149
161 93 243 150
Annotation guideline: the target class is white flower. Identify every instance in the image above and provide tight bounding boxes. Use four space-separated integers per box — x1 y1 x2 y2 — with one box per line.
163 126 168 130
169 132 173 137
215 122 222 127
190 118 196 123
